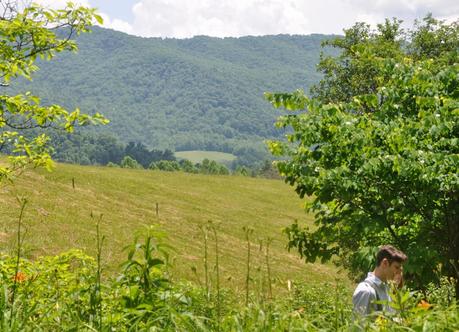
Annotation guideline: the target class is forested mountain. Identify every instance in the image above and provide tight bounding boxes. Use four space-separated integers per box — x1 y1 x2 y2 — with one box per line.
7 27 335 162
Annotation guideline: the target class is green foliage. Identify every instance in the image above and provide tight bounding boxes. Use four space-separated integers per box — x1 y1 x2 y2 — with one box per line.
125 141 175 168
267 16 459 294
310 16 458 103
150 160 181 172
234 165 249 176
310 19 405 104
120 155 143 169
179 158 199 173
51 131 125 165
47 131 178 167
200 158 230 175
0 232 176 330
148 158 231 175
425 277 456 307
1 244 457 331
0 1 107 183
0 249 98 330
409 14 459 64
115 229 173 328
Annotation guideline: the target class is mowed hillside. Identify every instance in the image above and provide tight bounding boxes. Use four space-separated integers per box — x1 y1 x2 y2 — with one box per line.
0 163 345 291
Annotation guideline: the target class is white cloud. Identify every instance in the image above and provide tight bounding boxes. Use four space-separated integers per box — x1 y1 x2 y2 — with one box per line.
99 13 133 35
29 0 459 37
33 0 91 9
28 1 134 35
130 0 315 38
126 0 458 38
344 0 459 19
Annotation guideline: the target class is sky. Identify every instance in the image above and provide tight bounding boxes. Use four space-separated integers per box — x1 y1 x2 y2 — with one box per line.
36 0 459 38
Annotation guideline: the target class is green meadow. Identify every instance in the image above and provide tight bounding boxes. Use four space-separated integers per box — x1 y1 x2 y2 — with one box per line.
175 150 237 164
0 163 345 292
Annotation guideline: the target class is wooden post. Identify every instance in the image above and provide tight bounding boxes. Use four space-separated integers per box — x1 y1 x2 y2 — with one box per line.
155 203 159 217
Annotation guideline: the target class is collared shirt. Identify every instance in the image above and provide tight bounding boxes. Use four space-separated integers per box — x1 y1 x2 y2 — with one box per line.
352 272 393 316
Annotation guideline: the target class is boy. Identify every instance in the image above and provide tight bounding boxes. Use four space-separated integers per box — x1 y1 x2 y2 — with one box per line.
353 245 407 315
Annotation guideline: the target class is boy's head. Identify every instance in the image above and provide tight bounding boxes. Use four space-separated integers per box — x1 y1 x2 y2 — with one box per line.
376 245 407 266
375 245 407 282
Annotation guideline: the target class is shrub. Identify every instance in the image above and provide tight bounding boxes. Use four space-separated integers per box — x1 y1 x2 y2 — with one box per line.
121 156 143 169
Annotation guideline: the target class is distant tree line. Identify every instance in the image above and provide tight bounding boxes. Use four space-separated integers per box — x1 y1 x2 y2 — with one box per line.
48 131 280 178
115 156 280 179
114 157 230 175
50 132 175 167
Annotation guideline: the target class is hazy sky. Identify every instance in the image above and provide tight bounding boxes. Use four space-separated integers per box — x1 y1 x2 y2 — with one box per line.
37 0 459 38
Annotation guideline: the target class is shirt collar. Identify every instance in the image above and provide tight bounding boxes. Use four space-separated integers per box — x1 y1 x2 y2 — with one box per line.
366 272 384 286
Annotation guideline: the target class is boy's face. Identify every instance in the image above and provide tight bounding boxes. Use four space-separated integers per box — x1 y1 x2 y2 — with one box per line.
387 261 403 280
384 259 403 281
381 258 403 281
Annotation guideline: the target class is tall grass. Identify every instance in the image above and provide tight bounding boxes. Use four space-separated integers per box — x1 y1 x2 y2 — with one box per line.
10 197 27 325
0 227 457 331
0 181 457 330
0 163 339 292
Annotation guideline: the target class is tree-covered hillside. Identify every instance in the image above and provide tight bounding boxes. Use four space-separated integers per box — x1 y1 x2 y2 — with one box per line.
7 27 334 162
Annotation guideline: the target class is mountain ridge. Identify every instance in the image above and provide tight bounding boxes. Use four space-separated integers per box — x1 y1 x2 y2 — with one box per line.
7 27 337 162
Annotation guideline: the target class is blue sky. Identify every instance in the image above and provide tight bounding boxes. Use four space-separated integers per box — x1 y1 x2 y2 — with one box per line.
88 0 137 23
38 0 459 38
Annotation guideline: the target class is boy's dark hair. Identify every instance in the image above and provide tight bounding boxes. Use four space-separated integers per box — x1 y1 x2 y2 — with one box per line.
375 245 407 266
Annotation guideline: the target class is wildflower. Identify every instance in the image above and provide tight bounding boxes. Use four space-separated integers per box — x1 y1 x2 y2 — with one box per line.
12 271 27 283
375 315 387 329
417 299 432 310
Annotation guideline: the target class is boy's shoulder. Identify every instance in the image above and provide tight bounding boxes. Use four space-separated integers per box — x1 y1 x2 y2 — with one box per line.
353 280 377 297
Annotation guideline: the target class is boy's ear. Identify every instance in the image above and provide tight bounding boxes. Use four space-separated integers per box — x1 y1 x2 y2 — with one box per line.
381 258 389 267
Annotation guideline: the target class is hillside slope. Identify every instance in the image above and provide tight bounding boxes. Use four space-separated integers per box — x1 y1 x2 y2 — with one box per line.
7 28 335 156
0 164 344 291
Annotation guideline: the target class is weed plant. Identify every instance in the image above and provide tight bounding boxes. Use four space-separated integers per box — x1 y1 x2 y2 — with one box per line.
0 241 458 331
0 204 457 331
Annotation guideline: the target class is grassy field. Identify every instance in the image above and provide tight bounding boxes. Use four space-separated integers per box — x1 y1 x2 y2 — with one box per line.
175 150 237 164
0 163 348 293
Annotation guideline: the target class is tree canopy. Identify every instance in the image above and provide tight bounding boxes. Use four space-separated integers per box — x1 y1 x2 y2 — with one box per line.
0 1 106 182
267 16 459 295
